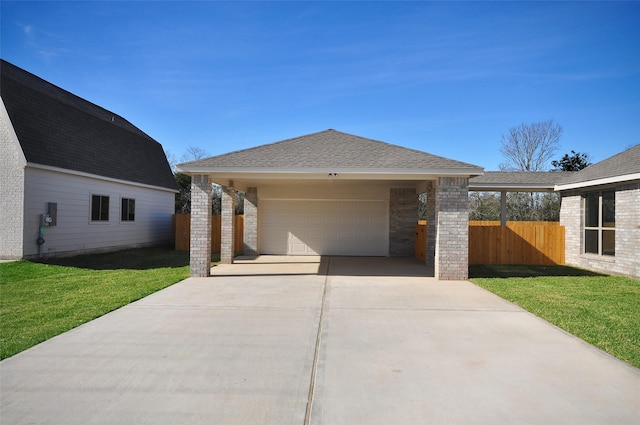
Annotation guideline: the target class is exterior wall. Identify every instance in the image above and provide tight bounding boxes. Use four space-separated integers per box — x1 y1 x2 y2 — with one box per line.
389 188 417 256
559 192 581 265
220 185 236 264
190 174 212 277
560 183 640 279
22 167 175 259
434 177 469 280
243 187 258 256
424 181 436 268
0 99 26 259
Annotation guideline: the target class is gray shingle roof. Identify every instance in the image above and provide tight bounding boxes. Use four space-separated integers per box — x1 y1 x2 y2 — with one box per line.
557 144 640 187
469 171 573 190
1 60 177 191
179 129 483 173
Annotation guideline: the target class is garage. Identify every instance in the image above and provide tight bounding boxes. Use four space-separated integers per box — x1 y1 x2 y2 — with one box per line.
259 199 388 256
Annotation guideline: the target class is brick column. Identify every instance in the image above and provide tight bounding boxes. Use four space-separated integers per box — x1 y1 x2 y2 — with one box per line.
435 177 469 280
221 185 236 264
425 181 436 268
190 174 212 277
243 187 258 256
389 188 417 256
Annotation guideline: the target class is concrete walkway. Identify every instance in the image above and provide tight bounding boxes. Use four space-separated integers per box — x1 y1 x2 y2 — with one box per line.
1 257 638 424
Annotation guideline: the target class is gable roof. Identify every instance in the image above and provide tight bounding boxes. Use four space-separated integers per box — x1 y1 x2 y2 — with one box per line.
469 171 573 192
178 129 483 174
1 60 177 191
555 144 640 191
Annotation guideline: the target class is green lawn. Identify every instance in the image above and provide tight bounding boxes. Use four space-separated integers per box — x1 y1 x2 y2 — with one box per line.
0 246 210 360
470 265 640 368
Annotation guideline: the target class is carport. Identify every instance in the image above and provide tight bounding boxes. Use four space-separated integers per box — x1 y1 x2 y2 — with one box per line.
177 129 484 280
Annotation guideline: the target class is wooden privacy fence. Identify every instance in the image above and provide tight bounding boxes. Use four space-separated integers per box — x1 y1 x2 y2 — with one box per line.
173 214 244 253
415 221 565 265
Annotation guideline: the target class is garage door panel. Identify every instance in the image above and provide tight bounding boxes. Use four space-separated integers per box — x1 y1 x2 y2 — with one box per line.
260 200 388 256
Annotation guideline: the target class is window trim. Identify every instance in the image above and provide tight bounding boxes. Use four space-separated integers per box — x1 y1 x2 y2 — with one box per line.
90 194 110 223
583 190 615 256
120 197 136 222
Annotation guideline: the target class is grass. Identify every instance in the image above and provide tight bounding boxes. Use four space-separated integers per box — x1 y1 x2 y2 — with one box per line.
470 265 640 368
0 246 217 360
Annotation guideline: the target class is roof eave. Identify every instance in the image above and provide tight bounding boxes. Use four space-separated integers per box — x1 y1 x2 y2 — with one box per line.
175 166 484 179
555 173 640 191
469 183 557 192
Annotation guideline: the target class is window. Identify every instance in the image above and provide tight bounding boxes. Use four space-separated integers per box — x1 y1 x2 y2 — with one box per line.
121 198 135 221
584 191 615 256
91 195 109 221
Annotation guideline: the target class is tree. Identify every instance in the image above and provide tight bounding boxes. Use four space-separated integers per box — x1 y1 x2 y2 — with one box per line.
494 119 564 221
499 119 563 171
551 150 591 171
174 146 210 214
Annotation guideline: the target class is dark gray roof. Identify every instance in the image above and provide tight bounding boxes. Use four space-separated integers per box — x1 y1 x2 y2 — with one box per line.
557 144 640 187
469 171 573 191
1 60 177 191
180 129 483 173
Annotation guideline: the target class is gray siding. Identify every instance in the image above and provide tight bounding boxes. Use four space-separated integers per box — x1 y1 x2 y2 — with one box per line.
22 167 175 258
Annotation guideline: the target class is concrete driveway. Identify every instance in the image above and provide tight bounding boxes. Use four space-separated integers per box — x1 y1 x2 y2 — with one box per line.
2 256 638 424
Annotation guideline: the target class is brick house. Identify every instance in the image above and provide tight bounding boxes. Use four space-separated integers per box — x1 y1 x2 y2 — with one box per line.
177 129 484 280
0 60 178 259
556 145 640 279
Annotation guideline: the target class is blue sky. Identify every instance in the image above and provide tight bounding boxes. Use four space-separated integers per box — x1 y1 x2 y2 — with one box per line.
2 1 639 169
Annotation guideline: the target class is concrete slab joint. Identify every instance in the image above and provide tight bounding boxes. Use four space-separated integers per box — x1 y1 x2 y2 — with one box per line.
190 174 212 277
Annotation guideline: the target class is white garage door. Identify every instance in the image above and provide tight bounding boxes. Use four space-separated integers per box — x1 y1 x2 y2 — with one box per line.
260 200 388 256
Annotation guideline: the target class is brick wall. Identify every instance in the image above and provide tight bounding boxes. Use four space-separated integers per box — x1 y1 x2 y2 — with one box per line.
220 185 236 264
189 175 212 277
389 188 417 256
244 187 258 256
1 102 26 259
424 181 436 268
435 177 469 280
560 183 640 279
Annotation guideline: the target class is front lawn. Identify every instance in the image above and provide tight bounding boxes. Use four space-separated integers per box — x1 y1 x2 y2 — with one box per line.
470 265 640 368
0 246 208 360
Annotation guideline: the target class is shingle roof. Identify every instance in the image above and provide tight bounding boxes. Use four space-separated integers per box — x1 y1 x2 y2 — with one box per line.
179 129 483 173
469 171 573 191
557 144 640 187
1 60 177 191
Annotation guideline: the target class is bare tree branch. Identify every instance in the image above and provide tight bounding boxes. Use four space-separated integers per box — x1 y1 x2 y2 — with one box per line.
499 119 563 171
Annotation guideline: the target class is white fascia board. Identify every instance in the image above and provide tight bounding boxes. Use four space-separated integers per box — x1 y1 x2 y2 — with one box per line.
176 166 484 179
469 183 556 192
26 163 179 193
554 173 640 191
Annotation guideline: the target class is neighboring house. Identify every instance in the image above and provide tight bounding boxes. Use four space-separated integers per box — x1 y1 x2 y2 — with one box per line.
1 60 178 260
556 145 640 279
177 129 484 280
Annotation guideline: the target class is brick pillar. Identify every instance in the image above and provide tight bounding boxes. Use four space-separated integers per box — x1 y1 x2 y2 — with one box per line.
190 174 212 277
221 185 236 264
243 187 258 256
435 177 469 280
425 181 436 268
389 188 418 256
